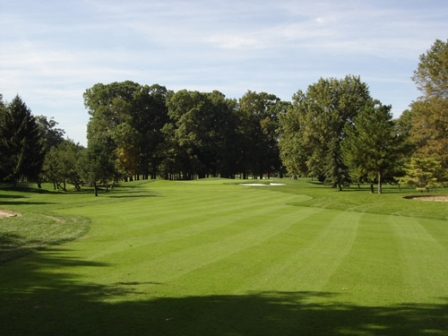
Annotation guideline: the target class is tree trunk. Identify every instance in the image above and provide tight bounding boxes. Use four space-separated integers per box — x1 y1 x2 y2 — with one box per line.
370 183 374 193
93 182 98 197
377 171 382 194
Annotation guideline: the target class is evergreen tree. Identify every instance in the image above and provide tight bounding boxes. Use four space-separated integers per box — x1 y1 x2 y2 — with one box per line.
0 95 45 185
342 101 404 194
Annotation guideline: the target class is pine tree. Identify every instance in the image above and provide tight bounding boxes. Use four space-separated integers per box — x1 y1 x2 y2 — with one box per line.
0 96 45 185
342 101 403 194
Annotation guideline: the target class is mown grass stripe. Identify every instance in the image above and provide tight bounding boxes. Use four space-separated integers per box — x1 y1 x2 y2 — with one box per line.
391 215 448 303
80 206 320 288
323 213 405 305
256 209 362 293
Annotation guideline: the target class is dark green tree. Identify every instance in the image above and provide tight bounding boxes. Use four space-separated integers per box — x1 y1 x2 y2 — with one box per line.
84 81 169 180
43 139 84 191
237 91 286 179
342 101 404 194
0 95 45 185
35 115 65 152
279 76 372 189
278 94 309 178
165 89 237 179
79 134 117 196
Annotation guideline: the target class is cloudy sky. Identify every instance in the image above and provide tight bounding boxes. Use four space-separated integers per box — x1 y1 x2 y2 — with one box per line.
1 0 447 146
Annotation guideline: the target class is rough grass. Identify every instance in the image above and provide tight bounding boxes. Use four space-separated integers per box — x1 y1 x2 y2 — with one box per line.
1 179 448 335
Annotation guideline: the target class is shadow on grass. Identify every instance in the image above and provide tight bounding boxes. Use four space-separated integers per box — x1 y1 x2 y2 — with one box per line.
1 250 447 335
0 194 27 199
0 201 54 206
107 194 159 199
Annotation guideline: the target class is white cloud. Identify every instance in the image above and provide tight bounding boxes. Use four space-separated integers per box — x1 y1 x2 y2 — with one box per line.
1 0 447 145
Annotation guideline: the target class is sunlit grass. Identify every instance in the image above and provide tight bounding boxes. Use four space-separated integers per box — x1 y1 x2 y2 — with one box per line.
1 179 448 335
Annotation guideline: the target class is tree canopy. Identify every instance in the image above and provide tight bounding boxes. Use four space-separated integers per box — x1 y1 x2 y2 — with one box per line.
0 95 45 185
412 39 448 99
2 39 448 194
342 101 404 193
279 76 372 189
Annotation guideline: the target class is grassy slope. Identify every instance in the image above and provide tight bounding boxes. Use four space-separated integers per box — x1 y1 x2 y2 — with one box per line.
1 179 448 335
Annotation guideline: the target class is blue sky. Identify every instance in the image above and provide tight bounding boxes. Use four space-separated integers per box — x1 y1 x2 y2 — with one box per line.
1 0 447 146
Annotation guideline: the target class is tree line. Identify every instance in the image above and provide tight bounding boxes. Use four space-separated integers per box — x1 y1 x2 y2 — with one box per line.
1 39 447 195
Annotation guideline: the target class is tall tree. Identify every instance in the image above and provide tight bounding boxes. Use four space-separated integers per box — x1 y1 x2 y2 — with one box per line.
132 84 169 179
84 81 169 180
166 90 237 179
409 39 448 173
409 98 448 169
278 104 308 178
342 101 404 194
35 115 65 152
78 134 117 196
42 139 84 191
280 76 372 189
412 39 448 99
0 96 45 185
237 91 286 179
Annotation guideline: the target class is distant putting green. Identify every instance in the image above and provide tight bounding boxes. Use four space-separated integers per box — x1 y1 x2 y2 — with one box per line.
1 179 448 335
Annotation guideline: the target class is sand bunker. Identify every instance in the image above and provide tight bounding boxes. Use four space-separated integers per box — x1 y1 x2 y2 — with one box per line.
0 210 20 218
409 196 448 202
240 183 285 187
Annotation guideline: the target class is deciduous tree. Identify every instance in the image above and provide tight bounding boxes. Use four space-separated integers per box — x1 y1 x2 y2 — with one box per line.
412 39 448 99
397 156 444 192
279 76 371 189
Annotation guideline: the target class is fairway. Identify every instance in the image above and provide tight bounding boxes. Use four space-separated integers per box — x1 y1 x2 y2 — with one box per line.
1 179 448 335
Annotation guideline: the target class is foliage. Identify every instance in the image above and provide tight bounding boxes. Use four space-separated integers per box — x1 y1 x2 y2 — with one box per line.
165 89 240 179
397 156 444 192
237 91 287 179
35 115 65 152
412 39 448 99
79 134 117 196
84 81 169 180
342 100 404 193
0 96 45 185
407 39 448 183
42 140 84 190
409 97 448 168
278 105 307 177
279 76 372 189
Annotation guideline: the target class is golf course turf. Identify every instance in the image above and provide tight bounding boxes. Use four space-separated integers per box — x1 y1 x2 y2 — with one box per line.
1 179 448 335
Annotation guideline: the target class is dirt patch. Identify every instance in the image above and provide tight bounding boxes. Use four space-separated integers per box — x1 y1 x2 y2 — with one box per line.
0 209 21 219
405 195 448 202
41 215 66 223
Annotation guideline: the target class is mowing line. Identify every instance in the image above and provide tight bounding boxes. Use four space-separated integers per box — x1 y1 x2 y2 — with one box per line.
88 206 321 290
238 209 363 294
391 215 448 303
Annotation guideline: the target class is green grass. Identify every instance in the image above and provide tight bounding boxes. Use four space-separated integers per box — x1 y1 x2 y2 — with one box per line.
1 179 448 335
